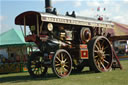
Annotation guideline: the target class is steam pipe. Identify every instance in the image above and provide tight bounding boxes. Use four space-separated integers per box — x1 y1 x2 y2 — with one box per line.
45 0 52 13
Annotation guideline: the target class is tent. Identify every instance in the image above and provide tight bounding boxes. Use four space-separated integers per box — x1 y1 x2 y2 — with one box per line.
108 23 128 57
114 22 128 36
0 28 30 73
0 28 25 47
107 22 128 41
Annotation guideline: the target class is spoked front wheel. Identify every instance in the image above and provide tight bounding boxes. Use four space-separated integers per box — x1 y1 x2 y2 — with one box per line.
52 49 72 78
27 52 48 78
88 36 113 72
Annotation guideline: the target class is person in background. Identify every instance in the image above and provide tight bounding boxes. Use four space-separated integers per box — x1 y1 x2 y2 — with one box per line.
9 53 16 63
0 54 8 64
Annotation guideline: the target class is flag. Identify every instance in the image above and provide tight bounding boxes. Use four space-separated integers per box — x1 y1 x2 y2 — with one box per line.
104 8 106 11
97 7 100 11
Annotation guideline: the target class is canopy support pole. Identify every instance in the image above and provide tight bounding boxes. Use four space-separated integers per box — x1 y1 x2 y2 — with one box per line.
37 15 39 36
24 16 26 37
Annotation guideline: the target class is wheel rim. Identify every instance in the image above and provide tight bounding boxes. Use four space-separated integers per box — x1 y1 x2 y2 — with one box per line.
28 53 47 77
93 38 112 72
53 50 72 78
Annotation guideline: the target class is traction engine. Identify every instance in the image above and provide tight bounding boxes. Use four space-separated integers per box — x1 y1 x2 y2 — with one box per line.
15 0 115 78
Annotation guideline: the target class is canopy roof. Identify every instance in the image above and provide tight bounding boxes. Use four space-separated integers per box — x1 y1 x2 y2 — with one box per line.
15 11 114 29
0 28 26 46
107 22 128 41
114 22 128 36
107 22 128 36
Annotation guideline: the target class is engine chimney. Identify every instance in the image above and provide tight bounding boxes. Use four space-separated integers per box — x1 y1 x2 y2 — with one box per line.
45 0 52 13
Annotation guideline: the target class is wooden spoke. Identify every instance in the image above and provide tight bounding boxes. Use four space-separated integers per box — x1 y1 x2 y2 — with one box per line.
94 56 98 58
64 64 69 68
57 53 61 59
31 65 36 68
56 56 61 62
55 63 61 67
31 61 36 65
61 53 64 61
35 60 39 63
94 50 99 53
39 57 43 62
63 67 68 73
55 60 59 63
38 68 41 74
32 68 36 71
101 40 105 47
100 62 107 71
101 45 104 51
104 54 110 57
39 70 42 74
35 71 38 75
62 67 65 72
104 46 109 51
97 60 101 68
40 67 43 73
37 71 39 75
64 58 67 62
65 62 69 64
95 44 100 51
104 59 109 64
97 41 102 50
59 67 63 75
56 67 60 72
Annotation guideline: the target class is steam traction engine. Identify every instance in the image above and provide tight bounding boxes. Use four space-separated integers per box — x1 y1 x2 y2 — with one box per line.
15 0 114 78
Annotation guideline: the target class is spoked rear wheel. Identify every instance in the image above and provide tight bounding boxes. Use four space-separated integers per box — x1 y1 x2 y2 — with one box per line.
27 52 48 78
88 36 113 72
52 49 72 78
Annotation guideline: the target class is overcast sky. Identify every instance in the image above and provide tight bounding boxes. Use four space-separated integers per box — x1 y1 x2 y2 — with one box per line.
0 0 128 34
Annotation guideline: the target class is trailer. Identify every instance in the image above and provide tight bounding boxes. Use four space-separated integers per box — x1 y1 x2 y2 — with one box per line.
15 0 119 78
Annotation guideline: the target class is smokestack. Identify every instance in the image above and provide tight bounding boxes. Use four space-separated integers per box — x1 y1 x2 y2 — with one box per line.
45 0 52 13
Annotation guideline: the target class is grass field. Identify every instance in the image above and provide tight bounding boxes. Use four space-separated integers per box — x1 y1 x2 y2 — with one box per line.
0 60 128 85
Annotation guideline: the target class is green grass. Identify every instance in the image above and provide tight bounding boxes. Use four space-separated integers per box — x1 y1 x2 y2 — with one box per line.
0 60 128 85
